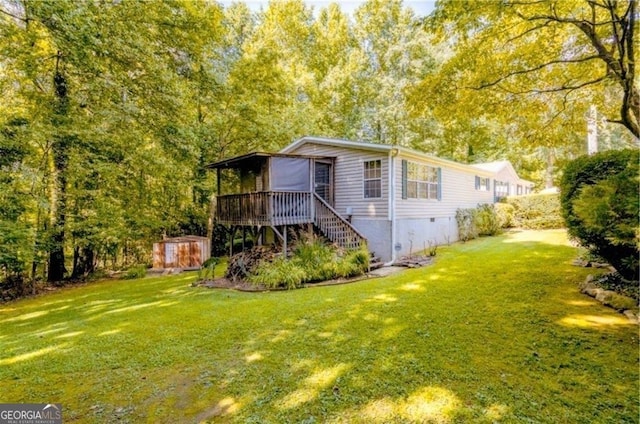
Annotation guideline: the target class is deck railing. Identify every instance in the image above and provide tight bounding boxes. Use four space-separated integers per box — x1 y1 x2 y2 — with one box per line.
216 192 313 226
215 191 367 250
313 193 367 250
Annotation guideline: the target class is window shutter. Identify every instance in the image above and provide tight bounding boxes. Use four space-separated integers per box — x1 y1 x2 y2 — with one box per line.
436 167 442 201
401 160 407 199
475 176 479 190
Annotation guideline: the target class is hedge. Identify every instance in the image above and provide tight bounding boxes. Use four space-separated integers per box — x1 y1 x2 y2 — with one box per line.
503 193 564 230
559 149 639 281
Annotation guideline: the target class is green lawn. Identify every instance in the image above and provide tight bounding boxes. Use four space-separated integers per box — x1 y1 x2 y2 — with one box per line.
1 230 638 423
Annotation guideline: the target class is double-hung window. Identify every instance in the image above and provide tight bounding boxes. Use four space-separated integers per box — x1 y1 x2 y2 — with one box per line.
475 176 490 191
407 162 438 200
363 160 382 198
494 180 509 201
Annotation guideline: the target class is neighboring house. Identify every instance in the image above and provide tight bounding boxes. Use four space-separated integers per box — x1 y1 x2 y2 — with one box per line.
208 136 533 263
471 161 535 201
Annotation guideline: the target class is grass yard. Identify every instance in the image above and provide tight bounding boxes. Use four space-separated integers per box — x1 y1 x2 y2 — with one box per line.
0 230 638 423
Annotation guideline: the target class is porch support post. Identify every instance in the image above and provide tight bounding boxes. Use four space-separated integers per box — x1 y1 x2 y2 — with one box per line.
256 226 263 246
216 168 221 195
229 226 236 257
283 225 287 258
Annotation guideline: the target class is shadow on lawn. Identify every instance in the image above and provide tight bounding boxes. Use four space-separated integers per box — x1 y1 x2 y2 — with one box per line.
1 233 637 423
188 233 637 423
0 274 201 369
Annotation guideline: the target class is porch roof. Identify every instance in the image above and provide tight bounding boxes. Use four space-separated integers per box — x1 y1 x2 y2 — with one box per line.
206 152 332 170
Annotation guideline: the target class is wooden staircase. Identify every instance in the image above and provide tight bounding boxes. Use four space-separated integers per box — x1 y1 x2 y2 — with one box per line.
312 193 367 250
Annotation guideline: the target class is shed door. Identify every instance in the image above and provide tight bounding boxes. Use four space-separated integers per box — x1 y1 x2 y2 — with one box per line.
178 243 190 268
165 243 177 268
314 161 332 205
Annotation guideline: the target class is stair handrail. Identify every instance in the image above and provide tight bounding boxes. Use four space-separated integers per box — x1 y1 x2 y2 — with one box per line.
313 193 367 248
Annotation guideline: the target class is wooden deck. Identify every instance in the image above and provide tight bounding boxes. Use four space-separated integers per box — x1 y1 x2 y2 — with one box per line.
215 191 367 250
216 191 313 226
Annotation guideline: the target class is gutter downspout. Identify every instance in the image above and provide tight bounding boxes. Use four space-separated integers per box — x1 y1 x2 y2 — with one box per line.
385 148 398 266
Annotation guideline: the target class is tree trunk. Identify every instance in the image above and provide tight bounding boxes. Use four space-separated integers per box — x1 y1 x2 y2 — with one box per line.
71 246 95 280
545 148 555 189
47 136 69 282
47 60 70 282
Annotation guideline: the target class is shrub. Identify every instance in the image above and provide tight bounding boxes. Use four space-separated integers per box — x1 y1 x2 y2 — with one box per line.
247 240 370 289
292 237 335 282
122 265 147 280
505 193 563 229
560 149 639 281
475 204 499 236
197 257 220 281
495 203 514 228
456 208 478 241
334 247 369 278
249 256 306 290
211 224 228 257
456 205 499 240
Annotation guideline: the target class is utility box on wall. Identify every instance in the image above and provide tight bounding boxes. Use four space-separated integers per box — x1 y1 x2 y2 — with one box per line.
152 236 211 269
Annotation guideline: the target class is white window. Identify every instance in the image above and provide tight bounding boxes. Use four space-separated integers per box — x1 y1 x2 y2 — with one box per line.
407 162 438 199
495 180 509 200
363 160 382 198
476 176 490 191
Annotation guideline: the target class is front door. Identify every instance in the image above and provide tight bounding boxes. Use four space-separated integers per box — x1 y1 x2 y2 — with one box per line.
314 161 332 205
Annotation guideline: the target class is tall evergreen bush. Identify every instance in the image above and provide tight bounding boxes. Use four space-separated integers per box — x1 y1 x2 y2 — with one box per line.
560 149 639 281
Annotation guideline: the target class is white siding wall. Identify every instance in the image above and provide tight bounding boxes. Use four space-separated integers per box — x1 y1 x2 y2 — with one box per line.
391 153 494 258
394 154 494 219
494 167 516 196
288 143 389 219
286 141 504 261
494 168 534 195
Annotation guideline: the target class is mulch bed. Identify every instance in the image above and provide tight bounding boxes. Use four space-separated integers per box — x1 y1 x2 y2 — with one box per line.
195 273 377 292
195 257 436 292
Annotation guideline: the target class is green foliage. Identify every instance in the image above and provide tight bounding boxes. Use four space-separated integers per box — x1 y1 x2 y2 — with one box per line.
1 230 638 423
122 265 147 280
495 202 515 228
211 224 228 257
455 208 478 242
334 247 370 279
505 193 564 229
603 293 638 312
475 204 499 236
249 256 306 290
427 240 438 257
197 257 220 282
418 0 638 174
560 149 639 280
4 0 633 288
0 118 36 281
248 240 369 289
292 238 336 282
457 204 503 240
